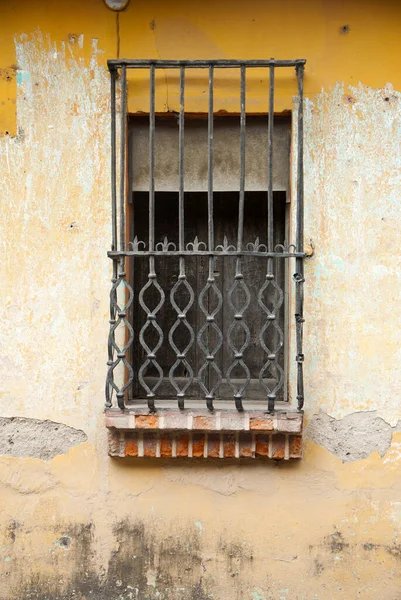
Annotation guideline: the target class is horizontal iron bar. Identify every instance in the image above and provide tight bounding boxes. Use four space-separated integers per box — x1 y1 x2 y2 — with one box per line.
108 250 305 258
108 58 306 70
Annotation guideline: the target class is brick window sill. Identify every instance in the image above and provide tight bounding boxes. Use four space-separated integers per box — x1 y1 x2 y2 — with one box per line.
106 407 303 460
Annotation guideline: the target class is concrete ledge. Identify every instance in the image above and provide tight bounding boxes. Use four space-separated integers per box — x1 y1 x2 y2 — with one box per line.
105 409 303 433
106 409 303 460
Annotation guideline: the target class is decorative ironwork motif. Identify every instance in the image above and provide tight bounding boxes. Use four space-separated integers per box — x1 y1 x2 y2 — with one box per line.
138 260 165 411
197 272 224 411
215 236 236 253
274 243 297 254
127 236 146 252
118 238 301 257
246 237 268 253
156 237 177 252
169 271 195 409
258 270 284 412
226 264 251 411
106 269 134 409
185 237 207 252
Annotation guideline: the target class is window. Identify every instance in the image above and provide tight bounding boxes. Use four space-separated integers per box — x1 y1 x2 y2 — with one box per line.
105 60 305 416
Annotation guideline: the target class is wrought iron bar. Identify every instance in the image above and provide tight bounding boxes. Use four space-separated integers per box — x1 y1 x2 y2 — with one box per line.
110 273 135 410
138 64 164 411
109 250 305 258
295 63 305 411
178 67 185 255
119 66 127 253
110 67 117 254
258 63 285 413
267 65 274 257
198 66 223 411
226 66 251 411
169 67 195 408
106 66 118 409
149 65 155 255
108 58 306 69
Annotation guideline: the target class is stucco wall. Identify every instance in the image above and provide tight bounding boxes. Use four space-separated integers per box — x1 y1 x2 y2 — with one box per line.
1 1 401 598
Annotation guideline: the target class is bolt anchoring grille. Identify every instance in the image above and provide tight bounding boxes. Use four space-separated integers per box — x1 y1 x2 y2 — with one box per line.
106 58 306 413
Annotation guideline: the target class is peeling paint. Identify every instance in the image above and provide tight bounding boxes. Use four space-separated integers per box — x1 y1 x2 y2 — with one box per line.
307 410 399 462
0 417 87 460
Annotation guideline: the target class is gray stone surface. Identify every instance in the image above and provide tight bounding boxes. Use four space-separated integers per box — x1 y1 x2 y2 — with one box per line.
307 410 398 462
0 417 87 461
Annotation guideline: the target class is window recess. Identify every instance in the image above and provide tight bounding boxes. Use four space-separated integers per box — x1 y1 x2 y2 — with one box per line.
106 59 306 416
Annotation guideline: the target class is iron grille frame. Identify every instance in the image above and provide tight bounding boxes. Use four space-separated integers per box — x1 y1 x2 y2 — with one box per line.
105 58 306 414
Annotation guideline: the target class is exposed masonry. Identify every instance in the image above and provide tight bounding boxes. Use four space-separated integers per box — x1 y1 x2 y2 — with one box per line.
106 410 303 459
0 417 87 461
307 411 401 462
108 429 303 459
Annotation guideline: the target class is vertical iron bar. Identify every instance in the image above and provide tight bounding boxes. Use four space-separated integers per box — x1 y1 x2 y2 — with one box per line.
119 65 127 253
267 64 275 413
267 65 275 257
207 65 215 411
149 65 156 254
106 67 118 409
146 64 156 412
207 66 214 256
233 65 247 411
178 67 185 254
237 65 246 253
115 65 127 410
178 65 185 410
110 67 118 254
295 63 305 410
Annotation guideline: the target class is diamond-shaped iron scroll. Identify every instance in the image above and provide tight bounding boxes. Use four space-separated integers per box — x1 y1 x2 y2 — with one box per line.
138 261 165 411
168 272 195 409
197 272 223 411
106 269 134 410
258 270 284 412
226 263 251 411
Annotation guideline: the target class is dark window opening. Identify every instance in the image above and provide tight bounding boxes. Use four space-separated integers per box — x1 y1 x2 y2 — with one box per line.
129 190 288 404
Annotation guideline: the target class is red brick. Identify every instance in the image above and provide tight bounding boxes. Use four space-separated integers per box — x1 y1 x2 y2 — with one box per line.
207 434 220 458
135 414 159 429
176 435 189 457
143 433 157 457
125 437 138 457
289 435 303 459
224 435 236 458
193 416 215 431
250 417 274 431
255 435 270 457
271 434 285 460
192 434 205 457
160 436 172 457
239 433 253 458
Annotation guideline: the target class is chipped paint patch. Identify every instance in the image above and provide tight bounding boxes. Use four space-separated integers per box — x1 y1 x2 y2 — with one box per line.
194 521 203 535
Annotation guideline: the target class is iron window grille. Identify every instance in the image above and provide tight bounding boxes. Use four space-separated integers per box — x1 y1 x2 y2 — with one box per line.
105 58 306 414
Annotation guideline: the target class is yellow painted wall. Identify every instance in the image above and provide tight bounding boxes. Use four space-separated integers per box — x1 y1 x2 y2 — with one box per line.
2 0 401 130
1 1 401 598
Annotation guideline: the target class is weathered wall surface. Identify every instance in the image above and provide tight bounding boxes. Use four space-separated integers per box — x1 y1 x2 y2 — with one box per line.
1 1 401 598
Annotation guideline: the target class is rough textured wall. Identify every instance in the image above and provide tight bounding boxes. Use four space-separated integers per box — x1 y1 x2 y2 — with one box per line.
0 33 110 434
1 13 401 600
304 83 401 427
